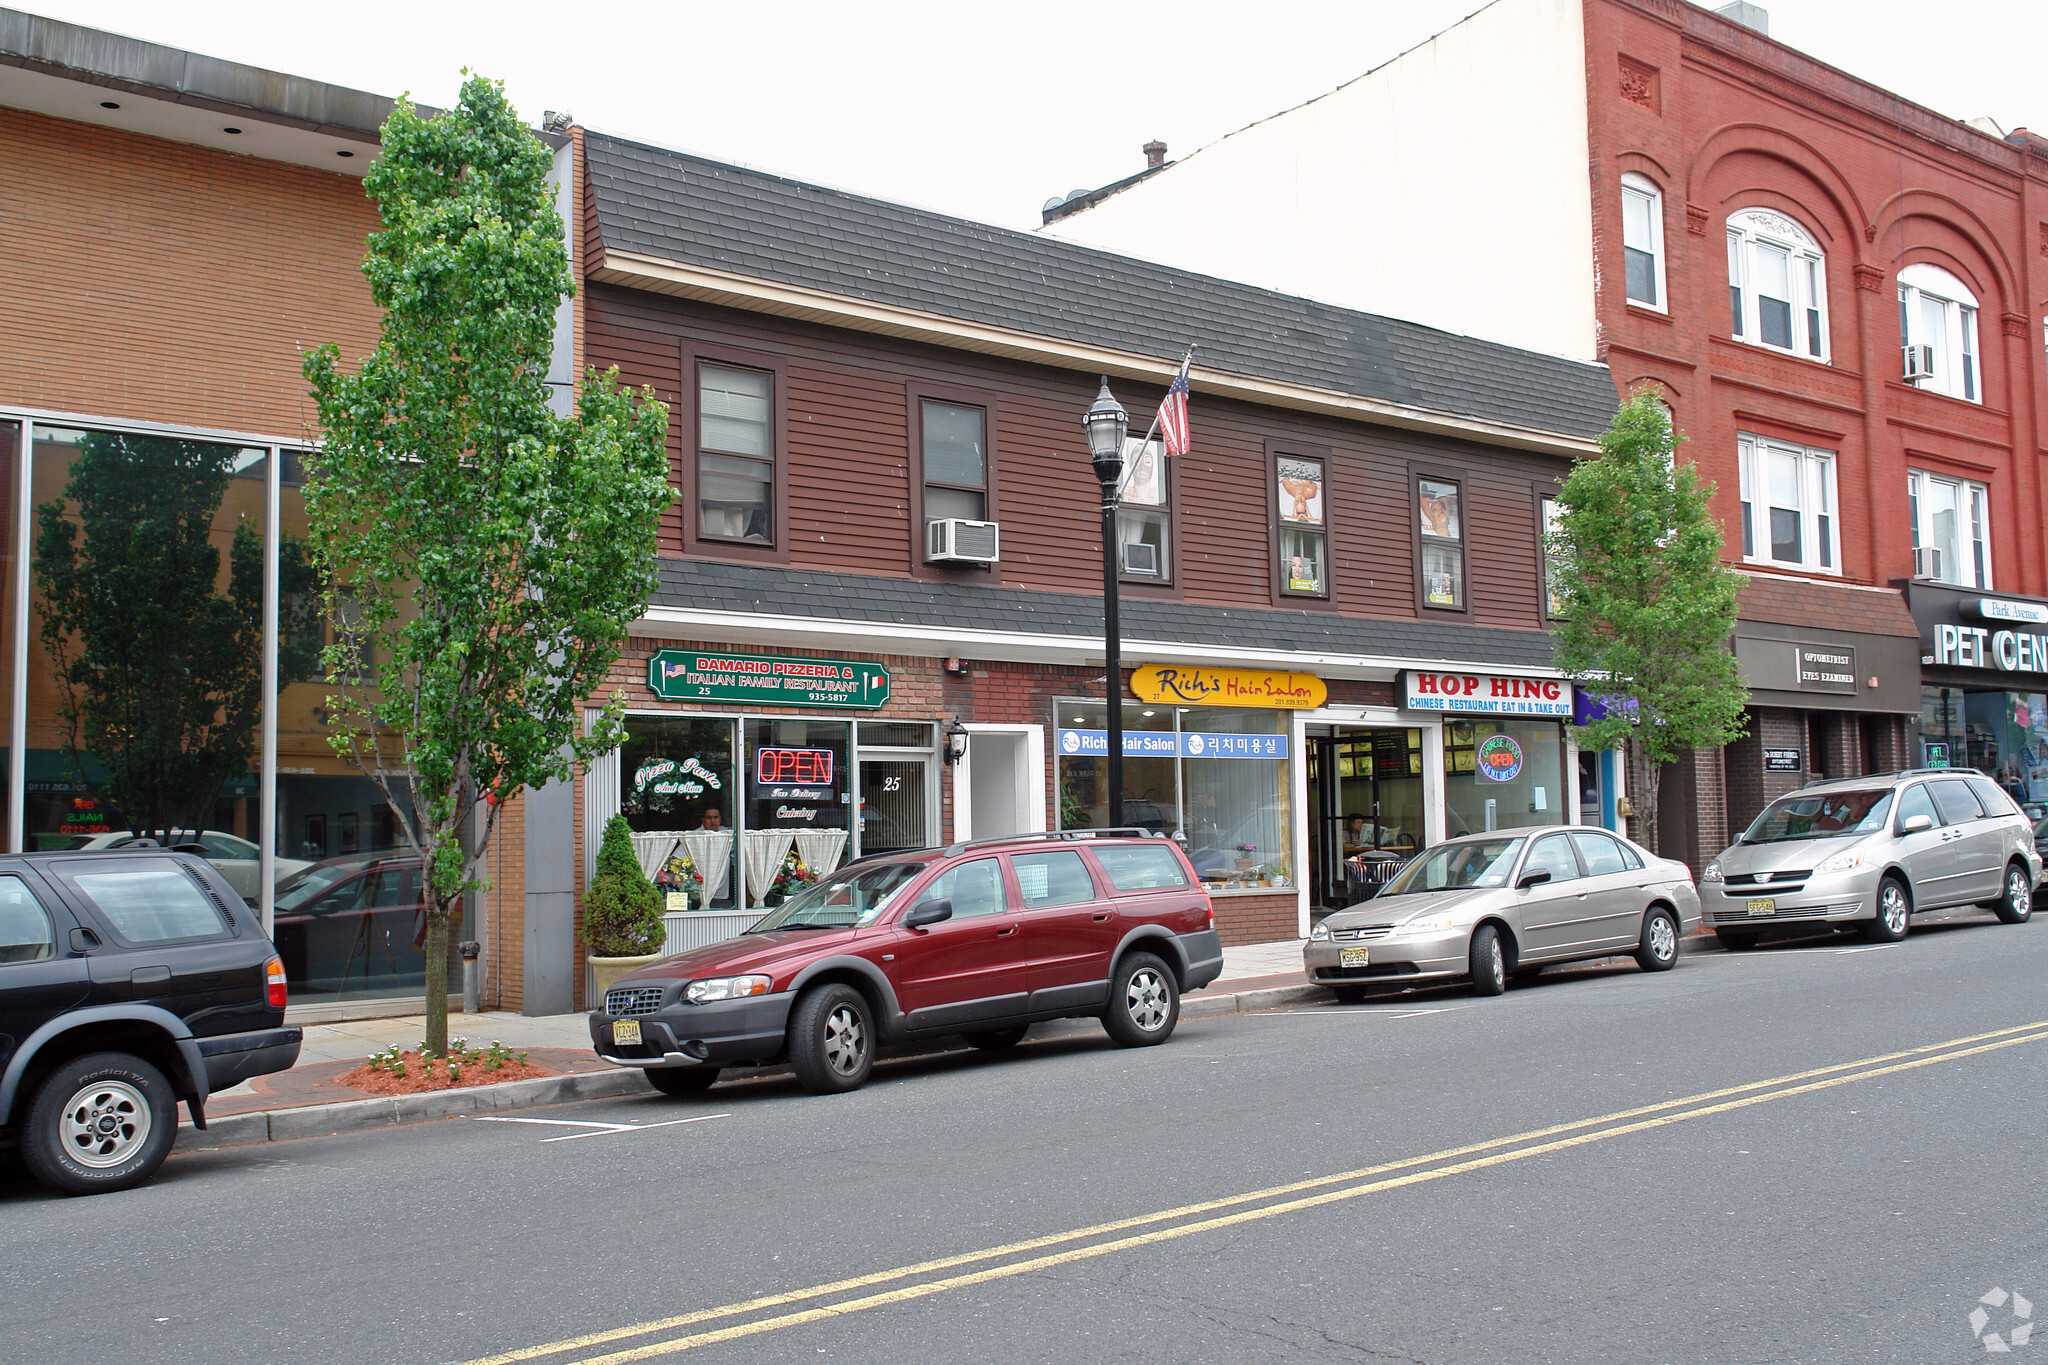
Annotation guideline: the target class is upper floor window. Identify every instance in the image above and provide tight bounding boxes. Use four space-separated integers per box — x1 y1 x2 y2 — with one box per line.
698 364 774 544
1538 493 1567 618
1898 264 1980 403
1727 210 1828 361
922 401 988 522
1737 433 1839 574
1907 470 1991 588
1620 173 1666 310
1417 475 1466 611
1117 436 1170 582
1275 453 1327 597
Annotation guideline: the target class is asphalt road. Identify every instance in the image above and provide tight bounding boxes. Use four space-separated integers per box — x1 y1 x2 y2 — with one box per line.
5 911 2045 1365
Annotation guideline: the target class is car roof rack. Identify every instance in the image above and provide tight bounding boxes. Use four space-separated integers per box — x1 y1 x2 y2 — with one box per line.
939 827 1172 857
836 827 1175 869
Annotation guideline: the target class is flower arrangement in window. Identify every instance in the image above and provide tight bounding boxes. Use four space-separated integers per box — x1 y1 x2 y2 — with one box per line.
654 849 700 909
769 848 819 902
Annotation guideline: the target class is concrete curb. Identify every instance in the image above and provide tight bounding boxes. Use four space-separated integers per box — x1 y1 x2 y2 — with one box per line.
1182 983 1326 1017
176 1067 653 1152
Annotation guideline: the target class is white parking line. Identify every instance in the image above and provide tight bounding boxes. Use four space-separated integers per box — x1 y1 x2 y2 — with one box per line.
469 1113 731 1143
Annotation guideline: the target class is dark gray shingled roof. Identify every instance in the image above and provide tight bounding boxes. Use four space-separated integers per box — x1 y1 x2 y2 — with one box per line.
584 132 1618 444
654 560 1558 671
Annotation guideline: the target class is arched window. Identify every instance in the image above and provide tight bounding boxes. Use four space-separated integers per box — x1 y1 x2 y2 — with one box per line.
1726 210 1829 361
1898 263 1981 403
1620 173 1666 310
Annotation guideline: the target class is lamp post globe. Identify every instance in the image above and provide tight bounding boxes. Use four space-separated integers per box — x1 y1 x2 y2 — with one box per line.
1085 378 1129 488
1082 377 1130 829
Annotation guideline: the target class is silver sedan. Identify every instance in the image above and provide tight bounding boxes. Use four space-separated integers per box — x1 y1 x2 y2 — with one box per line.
1304 827 1701 1001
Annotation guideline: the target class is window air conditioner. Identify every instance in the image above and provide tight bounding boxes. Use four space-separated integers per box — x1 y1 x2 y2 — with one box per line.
1121 541 1160 576
1914 546 1943 580
926 517 1000 565
1902 344 1936 382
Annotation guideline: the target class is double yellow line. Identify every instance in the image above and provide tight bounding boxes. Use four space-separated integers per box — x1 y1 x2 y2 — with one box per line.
465 1019 2048 1365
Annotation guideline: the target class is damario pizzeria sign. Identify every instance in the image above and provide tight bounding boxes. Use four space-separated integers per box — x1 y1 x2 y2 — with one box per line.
1401 670 1573 717
646 650 891 708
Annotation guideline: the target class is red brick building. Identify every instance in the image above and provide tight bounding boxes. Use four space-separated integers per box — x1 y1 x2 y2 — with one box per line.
1043 0 2048 868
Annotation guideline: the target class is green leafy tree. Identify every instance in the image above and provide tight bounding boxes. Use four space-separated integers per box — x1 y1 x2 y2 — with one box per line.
585 815 665 957
36 434 316 843
302 75 670 1049
1547 390 1748 855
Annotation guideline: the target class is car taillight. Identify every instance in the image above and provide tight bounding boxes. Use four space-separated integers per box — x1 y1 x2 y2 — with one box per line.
265 955 288 1009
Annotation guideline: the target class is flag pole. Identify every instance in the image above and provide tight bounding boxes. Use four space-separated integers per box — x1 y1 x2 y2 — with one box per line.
1113 345 1196 502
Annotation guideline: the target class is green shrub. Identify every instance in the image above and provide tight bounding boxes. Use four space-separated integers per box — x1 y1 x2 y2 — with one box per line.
585 815 666 957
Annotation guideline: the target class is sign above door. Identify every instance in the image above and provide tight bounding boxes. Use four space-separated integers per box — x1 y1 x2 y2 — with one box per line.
1130 663 1326 710
646 650 891 709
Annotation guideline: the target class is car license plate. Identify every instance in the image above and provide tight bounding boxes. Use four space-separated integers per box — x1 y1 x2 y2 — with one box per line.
1339 947 1370 967
1745 899 1776 916
613 1019 642 1046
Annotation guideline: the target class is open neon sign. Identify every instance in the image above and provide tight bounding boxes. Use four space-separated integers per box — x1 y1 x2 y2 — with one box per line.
755 747 835 787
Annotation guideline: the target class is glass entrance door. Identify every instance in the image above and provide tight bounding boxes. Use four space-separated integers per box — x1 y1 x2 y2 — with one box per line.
1308 727 1425 910
858 757 931 856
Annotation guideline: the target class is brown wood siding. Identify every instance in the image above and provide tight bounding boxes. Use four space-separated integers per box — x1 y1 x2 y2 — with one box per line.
586 283 1574 632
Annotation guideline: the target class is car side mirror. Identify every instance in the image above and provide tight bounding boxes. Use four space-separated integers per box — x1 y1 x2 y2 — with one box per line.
1516 869 1552 890
904 899 953 929
1899 813 1934 834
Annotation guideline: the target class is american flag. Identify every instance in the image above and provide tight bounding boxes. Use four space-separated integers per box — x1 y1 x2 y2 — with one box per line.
1158 352 1193 457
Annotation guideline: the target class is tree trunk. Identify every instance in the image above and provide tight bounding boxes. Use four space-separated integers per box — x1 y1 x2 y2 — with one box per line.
421 902 458 1056
1630 737 1661 858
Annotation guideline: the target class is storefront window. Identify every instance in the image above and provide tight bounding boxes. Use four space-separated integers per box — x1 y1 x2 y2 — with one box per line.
743 719 851 905
1444 718 1567 836
1054 701 1292 892
1922 685 2048 811
619 716 739 910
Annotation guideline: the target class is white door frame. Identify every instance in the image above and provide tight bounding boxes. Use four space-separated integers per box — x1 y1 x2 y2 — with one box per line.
953 723 1045 844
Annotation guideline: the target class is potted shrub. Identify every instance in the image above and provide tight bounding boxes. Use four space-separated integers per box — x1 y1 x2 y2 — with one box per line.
586 815 668 998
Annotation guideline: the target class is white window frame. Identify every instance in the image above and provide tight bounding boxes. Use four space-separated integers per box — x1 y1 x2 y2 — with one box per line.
1619 173 1666 312
1726 210 1830 362
1898 264 1982 404
1737 433 1840 575
1907 469 1992 589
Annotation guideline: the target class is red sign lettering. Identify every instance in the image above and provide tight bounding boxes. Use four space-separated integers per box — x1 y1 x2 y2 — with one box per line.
755 747 835 787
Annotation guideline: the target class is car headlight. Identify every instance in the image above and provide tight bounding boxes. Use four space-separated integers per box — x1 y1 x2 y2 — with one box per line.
1813 848 1867 876
1391 911 1458 938
685 975 772 1004
1700 860 1723 883
1309 922 1330 941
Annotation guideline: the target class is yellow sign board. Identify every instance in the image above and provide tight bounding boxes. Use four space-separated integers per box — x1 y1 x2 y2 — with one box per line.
1130 664 1326 710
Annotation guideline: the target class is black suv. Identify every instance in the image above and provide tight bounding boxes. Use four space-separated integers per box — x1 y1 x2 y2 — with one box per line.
1 849 302 1195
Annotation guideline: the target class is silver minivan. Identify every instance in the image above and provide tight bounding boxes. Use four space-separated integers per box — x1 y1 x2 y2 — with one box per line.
1701 770 2042 948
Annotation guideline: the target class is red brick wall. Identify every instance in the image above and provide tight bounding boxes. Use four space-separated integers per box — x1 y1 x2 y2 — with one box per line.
0 106 380 436
1213 891 1298 947
1584 0 2048 598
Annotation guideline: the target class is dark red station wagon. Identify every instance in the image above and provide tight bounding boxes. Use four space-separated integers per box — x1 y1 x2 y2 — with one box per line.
589 830 1224 1095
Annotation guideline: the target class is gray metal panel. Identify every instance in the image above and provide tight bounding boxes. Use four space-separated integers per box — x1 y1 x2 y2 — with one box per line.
522 772 577 1016
581 134 1619 443
652 559 1559 670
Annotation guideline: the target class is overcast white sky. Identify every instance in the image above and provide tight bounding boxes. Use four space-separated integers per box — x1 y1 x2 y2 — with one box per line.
25 0 2047 231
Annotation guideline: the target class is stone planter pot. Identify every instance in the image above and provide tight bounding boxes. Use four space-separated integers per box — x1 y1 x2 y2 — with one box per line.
588 952 664 1002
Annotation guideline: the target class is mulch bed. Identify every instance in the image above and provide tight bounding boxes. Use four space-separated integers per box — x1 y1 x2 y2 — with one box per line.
335 1049 554 1096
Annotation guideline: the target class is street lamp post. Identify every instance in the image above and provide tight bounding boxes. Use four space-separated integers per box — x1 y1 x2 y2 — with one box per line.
1084 378 1130 829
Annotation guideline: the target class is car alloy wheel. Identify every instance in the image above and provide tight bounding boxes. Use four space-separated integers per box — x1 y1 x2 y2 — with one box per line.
823 1003 867 1076
20 1052 179 1196
60 1078 152 1168
1866 878 1911 943
1470 924 1507 996
788 983 876 1094
1995 863 2033 925
1102 951 1180 1047
1636 906 1679 972
1126 968 1170 1032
